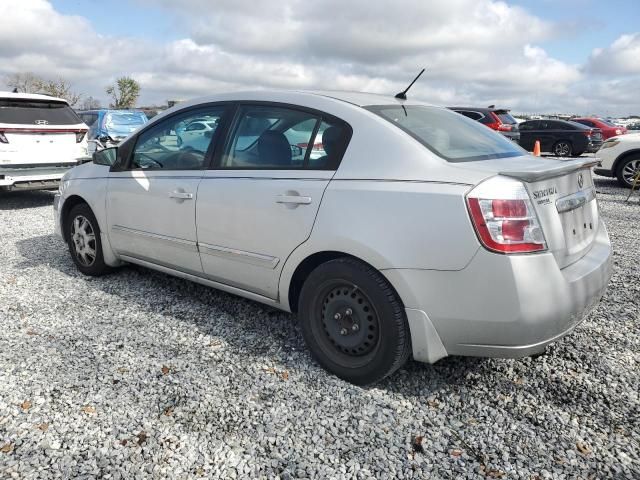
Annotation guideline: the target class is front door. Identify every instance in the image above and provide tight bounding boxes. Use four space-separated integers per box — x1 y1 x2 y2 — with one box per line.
196 104 351 299
106 105 229 274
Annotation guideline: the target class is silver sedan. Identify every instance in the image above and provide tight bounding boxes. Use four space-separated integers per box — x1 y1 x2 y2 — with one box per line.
54 90 612 384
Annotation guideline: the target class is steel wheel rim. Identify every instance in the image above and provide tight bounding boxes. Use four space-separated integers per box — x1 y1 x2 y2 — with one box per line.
71 215 97 266
312 281 381 367
622 159 640 185
555 142 570 156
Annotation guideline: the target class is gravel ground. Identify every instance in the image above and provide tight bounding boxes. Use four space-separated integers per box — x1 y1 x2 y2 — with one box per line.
0 176 638 479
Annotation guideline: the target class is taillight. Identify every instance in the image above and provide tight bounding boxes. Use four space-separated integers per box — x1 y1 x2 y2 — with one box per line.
466 176 547 254
497 124 513 132
297 142 324 151
0 132 7 144
75 131 87 143
485 112 502 130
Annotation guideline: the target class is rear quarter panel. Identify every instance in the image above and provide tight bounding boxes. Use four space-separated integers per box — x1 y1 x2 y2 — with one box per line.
278 179 480 309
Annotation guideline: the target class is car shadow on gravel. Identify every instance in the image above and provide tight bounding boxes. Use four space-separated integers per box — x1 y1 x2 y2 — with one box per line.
16 233 490 392
0 190 55 210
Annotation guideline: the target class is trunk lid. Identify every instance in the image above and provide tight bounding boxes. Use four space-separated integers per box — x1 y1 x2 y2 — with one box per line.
499 157 599 268
0 128 84 166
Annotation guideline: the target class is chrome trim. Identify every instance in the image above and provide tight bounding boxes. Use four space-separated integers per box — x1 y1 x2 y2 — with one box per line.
111 225 198 252
198 242 279 269
555 187 596 214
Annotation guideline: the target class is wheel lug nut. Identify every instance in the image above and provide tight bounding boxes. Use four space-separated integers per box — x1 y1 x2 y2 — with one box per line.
345 308 353 316
334 313 342 320
352 324 359 332
340 328 348 336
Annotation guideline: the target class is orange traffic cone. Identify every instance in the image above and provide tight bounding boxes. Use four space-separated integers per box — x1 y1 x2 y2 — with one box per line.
533 140 541 157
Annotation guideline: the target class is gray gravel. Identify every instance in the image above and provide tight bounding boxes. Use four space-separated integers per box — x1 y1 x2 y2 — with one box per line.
0 176 638 479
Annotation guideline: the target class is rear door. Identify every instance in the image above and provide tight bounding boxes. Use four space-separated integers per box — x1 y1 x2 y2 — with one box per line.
106 105 231 274
518 121 539 150
196 103 351 299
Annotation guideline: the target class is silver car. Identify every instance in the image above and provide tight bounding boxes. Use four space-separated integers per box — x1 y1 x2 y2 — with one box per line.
54 91 612 385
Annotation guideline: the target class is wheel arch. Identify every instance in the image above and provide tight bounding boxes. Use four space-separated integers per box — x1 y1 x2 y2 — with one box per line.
284 250 402 314
60 194 91 243
613 148 640 173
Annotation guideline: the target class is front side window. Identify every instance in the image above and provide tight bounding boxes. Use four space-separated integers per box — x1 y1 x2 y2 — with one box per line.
367 105 526 162
131 107 226 170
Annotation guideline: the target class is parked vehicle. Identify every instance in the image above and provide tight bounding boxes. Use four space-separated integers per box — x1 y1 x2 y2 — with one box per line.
0 92 88 191
54 91 612 384
77 109 148 154
448 106 520 143
594 133 640 187
518 119 603 156
625 122 640 131
572 117 627 140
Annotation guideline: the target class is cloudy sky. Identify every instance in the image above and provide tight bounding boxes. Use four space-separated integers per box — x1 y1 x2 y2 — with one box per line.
1 0 639 115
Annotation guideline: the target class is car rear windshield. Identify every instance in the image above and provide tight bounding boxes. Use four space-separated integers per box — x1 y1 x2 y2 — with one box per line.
366 105 526 162
0 98 81 125
495 111 517 125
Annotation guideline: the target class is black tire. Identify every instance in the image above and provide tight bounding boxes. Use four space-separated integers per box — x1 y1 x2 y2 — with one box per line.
570 150 584 157
615 154 640 188
553 141 572 157
298 257 411 385
65 203 111 276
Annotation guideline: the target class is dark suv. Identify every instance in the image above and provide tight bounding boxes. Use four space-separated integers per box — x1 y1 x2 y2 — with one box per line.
518 119 603 157
448 107 520 143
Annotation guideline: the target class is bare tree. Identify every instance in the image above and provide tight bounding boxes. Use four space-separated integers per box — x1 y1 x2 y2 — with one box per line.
5 72 83 106
79 96 101 110
35 78 83 106
106 76 140 109
5 72 42 93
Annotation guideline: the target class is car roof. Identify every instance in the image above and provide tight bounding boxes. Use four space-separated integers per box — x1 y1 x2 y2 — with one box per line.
449 106 510 113
178 89 436 109
0 91 68 103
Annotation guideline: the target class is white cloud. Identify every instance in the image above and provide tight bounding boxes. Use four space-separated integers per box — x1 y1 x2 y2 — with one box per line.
586 33 640 75
0 0 638 115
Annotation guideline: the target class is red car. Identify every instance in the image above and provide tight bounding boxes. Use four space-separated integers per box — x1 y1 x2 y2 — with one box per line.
572 118 627 140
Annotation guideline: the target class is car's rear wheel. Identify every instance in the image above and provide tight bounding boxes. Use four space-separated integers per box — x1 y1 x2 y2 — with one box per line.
298 257 411 385
65 203 110 276
616 155 640 188
570 150 584 157
553 141 572 157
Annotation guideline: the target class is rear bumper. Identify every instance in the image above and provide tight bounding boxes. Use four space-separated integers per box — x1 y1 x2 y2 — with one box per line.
586 141 603 153
593 167 614 177
0 164 79 191
383 220 612 363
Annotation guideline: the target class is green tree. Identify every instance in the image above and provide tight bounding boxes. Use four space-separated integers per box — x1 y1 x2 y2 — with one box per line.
106 76 140 109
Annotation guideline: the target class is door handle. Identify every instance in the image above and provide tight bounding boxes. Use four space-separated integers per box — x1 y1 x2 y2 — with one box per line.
169 191 194 200
275 194 312 205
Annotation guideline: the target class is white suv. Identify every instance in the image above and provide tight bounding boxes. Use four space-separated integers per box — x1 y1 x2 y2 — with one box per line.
594 133 640 187
0 92 88 191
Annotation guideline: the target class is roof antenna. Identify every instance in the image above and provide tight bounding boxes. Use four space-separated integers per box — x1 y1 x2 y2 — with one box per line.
395 68 425 100
12 87 18 93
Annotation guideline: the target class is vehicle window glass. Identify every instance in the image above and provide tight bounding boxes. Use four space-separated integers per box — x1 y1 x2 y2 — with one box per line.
221 106 319 169
597 118 617 127
306 120 350 170
575 119 593 127
538 121 549 129
496 112 517 124
519 121 536 131
0 99 81 125
367 105 526 162
131 108 226 170
456 110 482 121
103 111 147 136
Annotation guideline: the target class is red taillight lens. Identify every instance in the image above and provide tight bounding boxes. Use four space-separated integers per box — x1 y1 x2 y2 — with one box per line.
497 124 513 132
297 142 324 151
0 132 7 144
466 177 547 254
75 131 86 143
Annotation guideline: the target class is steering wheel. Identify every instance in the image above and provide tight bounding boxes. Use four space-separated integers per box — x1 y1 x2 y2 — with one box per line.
136 152 164 168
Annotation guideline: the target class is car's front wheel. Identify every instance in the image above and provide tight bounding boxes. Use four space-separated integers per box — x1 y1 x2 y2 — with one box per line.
65 203 110 276
298 258 411 385
553 141 572 157
616 154 640 188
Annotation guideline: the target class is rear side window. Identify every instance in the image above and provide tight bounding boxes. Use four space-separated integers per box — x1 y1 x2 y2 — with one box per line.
220 105 350 170
519 121 537 131
574 119 594 127
367 105 526 162
0 99 81 125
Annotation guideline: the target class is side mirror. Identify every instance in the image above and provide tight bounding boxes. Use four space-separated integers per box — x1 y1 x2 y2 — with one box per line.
93 147 118 166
